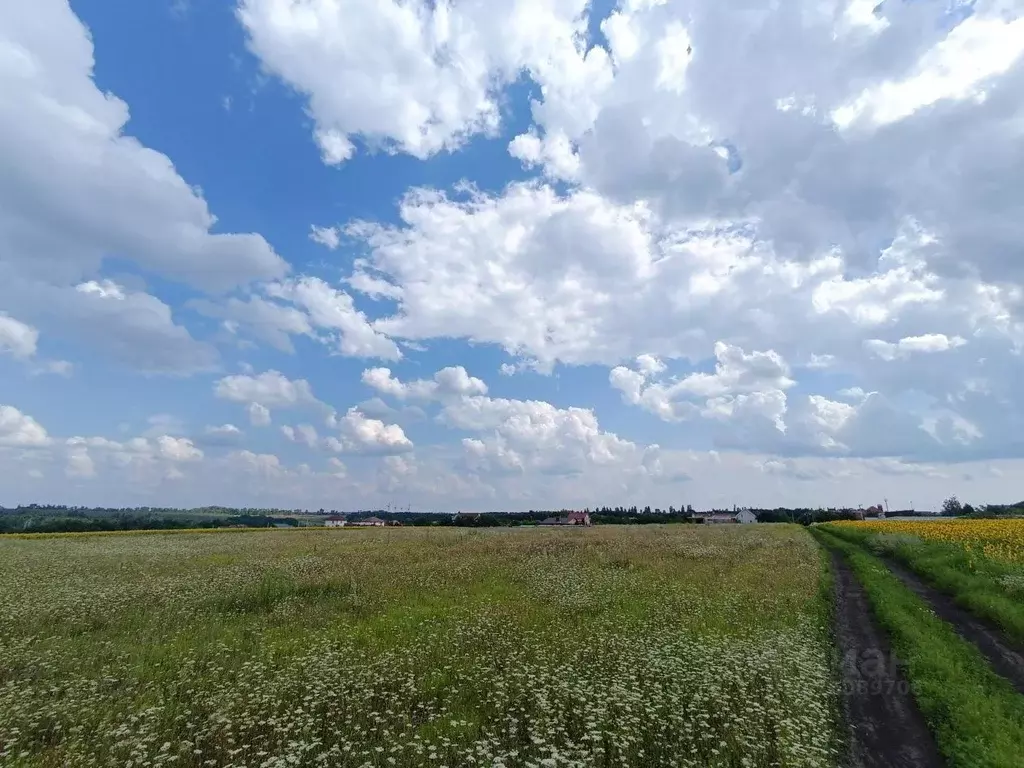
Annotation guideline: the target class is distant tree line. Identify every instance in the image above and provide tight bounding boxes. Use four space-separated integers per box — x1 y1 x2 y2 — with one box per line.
0 509 299 534
940 496 1024 518
3 497 1021 534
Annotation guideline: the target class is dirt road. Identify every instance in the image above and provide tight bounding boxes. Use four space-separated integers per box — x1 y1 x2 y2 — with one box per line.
829 551 944 768
879 556 1024 695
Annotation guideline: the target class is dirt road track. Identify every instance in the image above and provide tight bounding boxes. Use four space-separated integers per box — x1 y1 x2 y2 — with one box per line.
829 551 945 768
879 557 1024 695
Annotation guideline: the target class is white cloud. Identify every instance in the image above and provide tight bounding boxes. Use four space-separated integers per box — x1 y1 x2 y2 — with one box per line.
833 14 1024 129
201 424 245 445
610 343 793 426
865 333 968 361
237 0 595 163
155 436 203 462
216 370 321 410
281 423 319 448
0 313 38 358
189 295 313 353
0 405 49 447
32 359 73 377
328 408 414 455
361 365 487 401
1 277 216 374
1 0 287 292
309 225 341 249
445 393 636 476
65 444 96 479
76 280 126 301
225 450 285 477
248 402 272 427
266 277 401 360
59 432 204 483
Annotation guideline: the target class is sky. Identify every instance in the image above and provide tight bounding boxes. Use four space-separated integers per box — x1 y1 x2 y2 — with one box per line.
2 0 1024 512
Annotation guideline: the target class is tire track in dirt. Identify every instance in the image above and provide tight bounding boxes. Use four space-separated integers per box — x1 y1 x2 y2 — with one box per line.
828 551 944 768
878 556 1024 695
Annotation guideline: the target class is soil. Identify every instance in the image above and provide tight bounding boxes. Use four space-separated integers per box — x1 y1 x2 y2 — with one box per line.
829 551 945 768
879 557 1024 695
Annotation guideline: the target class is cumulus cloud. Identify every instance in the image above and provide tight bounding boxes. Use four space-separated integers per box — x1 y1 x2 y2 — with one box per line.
216 370 322 411
155 436 203 462
445 393 636 476
281 423 319 448
361 365 488 401
0 313 39 359
864 333 967 361
225 450 286 478
358 364 635 477
0 277 218 375
610 343 794 428
309 225 341 249
327 408 414 455
0 405 49 447
266 277 401 360
200 424 245 446
189 295 313 353
248 403 272 427
60 432 205 484
237 0 596 163
1 0 287 292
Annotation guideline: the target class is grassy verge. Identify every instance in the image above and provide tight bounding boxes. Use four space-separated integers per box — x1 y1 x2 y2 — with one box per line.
812 526 1024 768
823 523 1024 645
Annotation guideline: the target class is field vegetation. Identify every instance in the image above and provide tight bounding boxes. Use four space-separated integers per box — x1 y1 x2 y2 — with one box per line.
0 526 839 768
811 526 1024 768
824 518 1024 643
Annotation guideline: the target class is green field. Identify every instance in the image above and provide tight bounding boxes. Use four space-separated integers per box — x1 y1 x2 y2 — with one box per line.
822 519 1024 645
812 526 1024 768
0 526 839 768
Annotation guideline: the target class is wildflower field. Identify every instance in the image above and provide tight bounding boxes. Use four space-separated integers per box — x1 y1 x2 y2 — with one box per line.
0 526 840 768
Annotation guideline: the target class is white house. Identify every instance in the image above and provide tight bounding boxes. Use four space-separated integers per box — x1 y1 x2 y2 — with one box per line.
324 515 347 528
734 508 757 524
705 509 758 524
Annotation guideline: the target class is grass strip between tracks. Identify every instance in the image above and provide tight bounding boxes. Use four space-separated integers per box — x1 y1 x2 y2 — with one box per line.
812 526 1024 768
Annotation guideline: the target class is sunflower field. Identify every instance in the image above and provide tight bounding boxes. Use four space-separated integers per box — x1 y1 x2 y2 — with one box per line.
829 518 1024 565
824 518 1024 642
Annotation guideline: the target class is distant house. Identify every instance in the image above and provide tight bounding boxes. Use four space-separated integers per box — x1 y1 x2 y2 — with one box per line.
352 516 386 527
705 509 758 524
538 511 592 527
324 515 347 528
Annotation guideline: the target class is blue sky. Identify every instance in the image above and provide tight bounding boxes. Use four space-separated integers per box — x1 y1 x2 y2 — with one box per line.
2 0 1024 511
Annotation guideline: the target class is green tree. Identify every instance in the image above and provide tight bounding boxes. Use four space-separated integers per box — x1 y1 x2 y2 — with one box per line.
941 495 963 516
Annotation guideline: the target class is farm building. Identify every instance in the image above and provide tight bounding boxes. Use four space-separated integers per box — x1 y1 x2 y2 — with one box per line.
705 509 758 524
324 515 347 528
351 516 387 527
538 511 592 527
